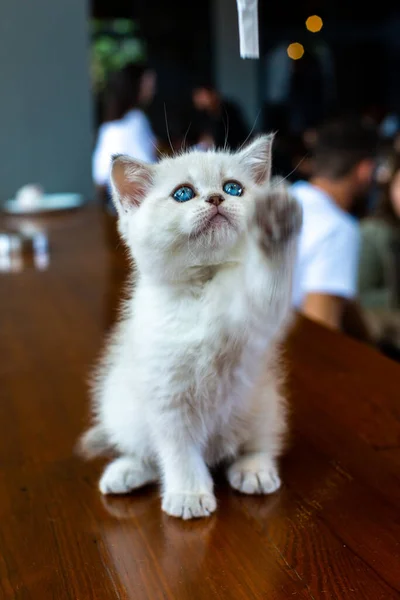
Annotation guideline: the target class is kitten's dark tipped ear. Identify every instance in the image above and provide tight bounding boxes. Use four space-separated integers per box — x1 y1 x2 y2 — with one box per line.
238 134 274 185
110 154 153 212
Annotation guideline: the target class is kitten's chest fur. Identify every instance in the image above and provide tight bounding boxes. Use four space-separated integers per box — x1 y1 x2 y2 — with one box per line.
133 264 258 406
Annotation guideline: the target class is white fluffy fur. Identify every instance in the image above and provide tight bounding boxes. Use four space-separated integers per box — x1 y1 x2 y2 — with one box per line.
79 136 302 519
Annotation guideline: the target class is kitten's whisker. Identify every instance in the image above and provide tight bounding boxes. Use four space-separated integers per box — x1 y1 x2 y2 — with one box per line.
149 137 160 155
223 106 229 152
164 103 174 156
271 153 309 187
181 121 192 152
238 109 261 151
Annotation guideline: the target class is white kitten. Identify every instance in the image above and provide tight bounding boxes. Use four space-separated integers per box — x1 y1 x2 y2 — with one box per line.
79 135 302 519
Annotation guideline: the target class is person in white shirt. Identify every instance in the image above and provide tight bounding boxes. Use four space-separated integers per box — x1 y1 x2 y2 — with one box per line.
92 64 157 199
291 117 378 330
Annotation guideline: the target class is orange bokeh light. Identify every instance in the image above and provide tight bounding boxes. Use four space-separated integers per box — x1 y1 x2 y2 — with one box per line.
306 15 323 33
287 42 304 60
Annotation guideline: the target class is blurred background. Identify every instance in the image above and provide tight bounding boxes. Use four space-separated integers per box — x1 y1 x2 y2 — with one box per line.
1 0 400 359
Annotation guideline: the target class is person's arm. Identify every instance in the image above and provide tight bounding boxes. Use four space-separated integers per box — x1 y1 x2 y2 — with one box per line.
302 293 373 343
302 293 344 329
300 224 360 330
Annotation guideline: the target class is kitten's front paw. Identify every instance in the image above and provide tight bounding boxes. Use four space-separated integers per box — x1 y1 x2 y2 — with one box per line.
227 456 281 495
162 492 217 520
254 182 302 253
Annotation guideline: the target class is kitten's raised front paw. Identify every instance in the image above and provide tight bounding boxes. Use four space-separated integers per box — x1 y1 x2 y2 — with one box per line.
254 182 302 253
227 455 281 495
99 456 157 495
162 492 217 520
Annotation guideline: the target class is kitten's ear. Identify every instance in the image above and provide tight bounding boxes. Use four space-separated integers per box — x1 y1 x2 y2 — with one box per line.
238 134 274 185
110 154 153 213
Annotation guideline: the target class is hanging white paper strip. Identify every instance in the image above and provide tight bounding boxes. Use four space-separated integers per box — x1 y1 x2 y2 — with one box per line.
236 0 259 59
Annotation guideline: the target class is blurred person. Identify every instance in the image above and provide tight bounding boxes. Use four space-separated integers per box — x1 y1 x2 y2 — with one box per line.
375 141 397 187
365 138 395 215
291 117 378 330
192 82 249 149
92 63 157 201
358 153 400 309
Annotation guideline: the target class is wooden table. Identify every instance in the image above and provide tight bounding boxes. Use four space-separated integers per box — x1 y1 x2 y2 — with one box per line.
1 207 400 600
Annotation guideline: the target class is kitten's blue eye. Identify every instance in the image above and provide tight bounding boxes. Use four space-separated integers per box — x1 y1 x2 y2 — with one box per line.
173 186 195 202
223 181 243 197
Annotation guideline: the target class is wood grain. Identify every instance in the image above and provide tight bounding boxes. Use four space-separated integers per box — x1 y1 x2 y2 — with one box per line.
0 206 399 599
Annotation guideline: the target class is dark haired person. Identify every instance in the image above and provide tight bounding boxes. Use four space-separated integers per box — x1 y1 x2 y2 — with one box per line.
358 152 400 309
92 63 157 198
192 82 248 150
291 117 378 329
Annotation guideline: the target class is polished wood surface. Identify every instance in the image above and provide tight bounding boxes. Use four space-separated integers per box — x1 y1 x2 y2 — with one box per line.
1 207 400 599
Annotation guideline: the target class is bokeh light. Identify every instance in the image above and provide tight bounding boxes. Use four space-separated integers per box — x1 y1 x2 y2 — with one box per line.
287 43 304 60
306 15 323 33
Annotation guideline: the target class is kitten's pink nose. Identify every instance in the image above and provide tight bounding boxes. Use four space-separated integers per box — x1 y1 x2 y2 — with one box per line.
206 194 224 207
